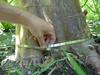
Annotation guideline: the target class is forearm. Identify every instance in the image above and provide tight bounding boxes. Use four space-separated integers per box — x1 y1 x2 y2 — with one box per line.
0 3 32 27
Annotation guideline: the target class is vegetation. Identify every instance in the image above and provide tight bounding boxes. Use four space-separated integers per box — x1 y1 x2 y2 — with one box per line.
0 0 100 75
80 0 100 36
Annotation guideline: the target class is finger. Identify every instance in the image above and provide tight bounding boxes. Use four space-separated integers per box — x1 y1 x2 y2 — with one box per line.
48 32 56 44
36 34 46 47
43 34 51 44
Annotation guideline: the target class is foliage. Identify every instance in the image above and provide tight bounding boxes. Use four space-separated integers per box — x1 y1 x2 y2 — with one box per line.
1 40 97 75
0 0 15 61
80 0 100 20
80 0 100 36
0 32 15 62
2 48 95 75
2 50 86 75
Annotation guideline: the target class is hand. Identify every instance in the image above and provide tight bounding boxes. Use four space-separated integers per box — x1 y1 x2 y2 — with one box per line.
28 15 56 47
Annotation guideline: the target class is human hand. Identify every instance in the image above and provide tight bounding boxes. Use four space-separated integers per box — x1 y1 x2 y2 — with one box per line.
28 15 56 47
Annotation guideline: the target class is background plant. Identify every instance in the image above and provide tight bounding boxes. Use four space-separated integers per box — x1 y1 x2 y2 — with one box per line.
80 0 100 36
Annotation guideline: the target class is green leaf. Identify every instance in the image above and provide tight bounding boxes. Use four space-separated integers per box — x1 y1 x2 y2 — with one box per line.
61 47 87 75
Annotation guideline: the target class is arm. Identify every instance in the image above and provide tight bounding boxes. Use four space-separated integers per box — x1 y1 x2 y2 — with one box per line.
0 3 56 46
0 3 51 29
0 3 32 27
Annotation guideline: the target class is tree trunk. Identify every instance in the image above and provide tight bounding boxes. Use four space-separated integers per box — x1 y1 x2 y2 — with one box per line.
48 0 89 54
29 0 90 54
50 0 100 74
6 0 99 74
24 0 100 74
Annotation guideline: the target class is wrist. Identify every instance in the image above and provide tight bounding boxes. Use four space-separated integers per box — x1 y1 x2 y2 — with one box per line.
18 12 31 26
